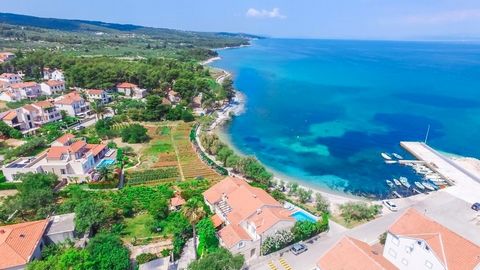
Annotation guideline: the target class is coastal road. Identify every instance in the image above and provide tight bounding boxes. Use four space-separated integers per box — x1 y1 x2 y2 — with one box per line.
247 190 480 270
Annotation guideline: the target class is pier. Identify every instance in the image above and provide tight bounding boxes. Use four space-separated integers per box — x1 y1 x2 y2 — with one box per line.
400 141 480 203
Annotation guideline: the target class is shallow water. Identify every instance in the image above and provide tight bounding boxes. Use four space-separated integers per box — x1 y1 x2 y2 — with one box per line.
212 39 480 198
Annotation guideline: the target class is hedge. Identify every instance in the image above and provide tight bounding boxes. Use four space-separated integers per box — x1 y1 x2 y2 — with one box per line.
0 182 19 190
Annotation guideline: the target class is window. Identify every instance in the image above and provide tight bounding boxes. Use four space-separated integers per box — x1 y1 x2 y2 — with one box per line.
401 258 408 266
238 242 245 248
391 236 400 246
388 248 397 258
425 260 433 269
60 169 66 175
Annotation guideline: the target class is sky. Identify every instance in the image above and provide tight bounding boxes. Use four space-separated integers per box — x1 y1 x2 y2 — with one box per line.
2 0 480 40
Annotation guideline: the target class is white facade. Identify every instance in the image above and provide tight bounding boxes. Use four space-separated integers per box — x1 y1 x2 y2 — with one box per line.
54 93 91 117
43 69 65 81
9 82 41 100
86 90 111 104
0 73 22 84
40 81 66 95
383 233 446 270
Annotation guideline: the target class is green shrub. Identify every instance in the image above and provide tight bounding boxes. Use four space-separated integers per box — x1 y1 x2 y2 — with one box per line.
0 182 19 190
340 202 381 224
136 253 158 264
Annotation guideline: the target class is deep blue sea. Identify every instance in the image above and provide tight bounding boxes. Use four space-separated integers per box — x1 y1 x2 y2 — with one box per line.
211 39 480 198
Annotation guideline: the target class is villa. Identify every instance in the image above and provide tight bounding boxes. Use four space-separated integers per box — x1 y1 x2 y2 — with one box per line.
40 80 66 95
4 82 41 100
116 82 147 99
0 213 76 270
167 90 181 104
2 134 113 183
317 208 480 270
43 68 65 81
54 91 91 117
0 101 61 133
85 89 111 104
203 177 295 261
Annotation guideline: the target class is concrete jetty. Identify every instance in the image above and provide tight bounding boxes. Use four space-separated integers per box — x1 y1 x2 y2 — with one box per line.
400 141 480 203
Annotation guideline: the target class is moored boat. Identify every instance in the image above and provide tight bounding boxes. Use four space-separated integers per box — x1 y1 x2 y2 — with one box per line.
422 182 436 191
392 153 403 159
386 180 394 188
399 177 410 188
393 178 401 186
381 152 392 160
414 181 425 190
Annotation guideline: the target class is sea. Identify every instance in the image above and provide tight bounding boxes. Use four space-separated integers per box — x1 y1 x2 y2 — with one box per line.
211 39 480 199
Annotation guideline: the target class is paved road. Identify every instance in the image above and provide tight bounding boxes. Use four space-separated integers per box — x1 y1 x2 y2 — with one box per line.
247 190 480 270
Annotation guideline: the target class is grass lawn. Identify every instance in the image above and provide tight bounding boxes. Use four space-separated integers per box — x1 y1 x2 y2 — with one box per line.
145 140 173 155
122 213 160 240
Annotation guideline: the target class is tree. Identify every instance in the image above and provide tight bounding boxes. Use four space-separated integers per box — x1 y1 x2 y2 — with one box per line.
221 77 235 101
315 193 330 214
0 121 22 139
74 198 114 233
339 202 382 224
182 198 207 260
86 233 130 270
97 165 113 182
291 221 318 241
120 124 149 143
15 173 57 219
297 188 313 204
188 248 244 270
91 101 108 120
148 197 169 221
217 147 234 166
196 218 219 256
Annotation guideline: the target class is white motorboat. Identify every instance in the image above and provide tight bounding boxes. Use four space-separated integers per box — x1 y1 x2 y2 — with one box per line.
392 153 403 159
381 152 392 160
414 181 425 190
386 180 394 188
393 178 401 186
422 182 436 191
399 177 410 188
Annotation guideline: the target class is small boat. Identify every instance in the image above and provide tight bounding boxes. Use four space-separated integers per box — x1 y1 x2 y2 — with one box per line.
381 153 392 160
386 180 394 188
393 178 401 186
422 182 436 191
392 153 403 159
399 177 411 188
414 181 425 190
385 160 397 164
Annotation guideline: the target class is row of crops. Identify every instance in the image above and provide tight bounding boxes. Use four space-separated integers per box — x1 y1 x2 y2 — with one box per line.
125 167 180 186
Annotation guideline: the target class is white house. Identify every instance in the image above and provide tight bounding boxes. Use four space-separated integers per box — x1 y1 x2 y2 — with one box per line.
0 101 62 133
203 177 295 261
40 80 66 95
2 134 112 183
85 89 111 104
0 73 22 84
43 68 65 81
0 90 22 102
54 92 91 117
116 82 147 99
8 82 41 100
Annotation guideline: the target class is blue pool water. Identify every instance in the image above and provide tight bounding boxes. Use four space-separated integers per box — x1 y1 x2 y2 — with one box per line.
291 211 317 223
212 39 480 198
96 159 115 168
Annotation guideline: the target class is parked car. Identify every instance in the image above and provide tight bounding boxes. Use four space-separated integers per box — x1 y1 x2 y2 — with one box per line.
291 243 307 255
383 200 398 212
472 202 480 211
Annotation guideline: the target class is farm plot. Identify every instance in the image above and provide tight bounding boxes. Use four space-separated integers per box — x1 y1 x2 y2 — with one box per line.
172 123 224 182
125 168 180 186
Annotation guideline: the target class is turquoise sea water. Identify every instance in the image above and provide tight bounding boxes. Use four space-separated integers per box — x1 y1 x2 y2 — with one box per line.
212 39 480 198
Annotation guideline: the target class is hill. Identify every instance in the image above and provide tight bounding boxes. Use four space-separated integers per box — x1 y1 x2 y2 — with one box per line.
0 12 260 59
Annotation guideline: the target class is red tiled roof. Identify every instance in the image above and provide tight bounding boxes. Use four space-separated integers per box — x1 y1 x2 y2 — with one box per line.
389 208 480 270
88 144 106 156
117 82 137 88
218 224 252 248
47 146 70 159
0 220 49 269
23 104 38 113
247 207 295 234
33 100 54 109
55 92 83 105
211 214 223 228
10 82 37 89
86 89 104 95
1 110 17 121
69 140 86 153
170 194 186 208
55 133 75 145
318 236 397 270
0 73 17 78
45 80 64 87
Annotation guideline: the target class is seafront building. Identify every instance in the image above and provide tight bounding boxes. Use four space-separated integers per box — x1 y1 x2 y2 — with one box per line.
203 177 295 261
317 208 480 270
2 134 113 183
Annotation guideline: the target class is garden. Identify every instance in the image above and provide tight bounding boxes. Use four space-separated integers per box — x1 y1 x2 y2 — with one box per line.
125 168 180 186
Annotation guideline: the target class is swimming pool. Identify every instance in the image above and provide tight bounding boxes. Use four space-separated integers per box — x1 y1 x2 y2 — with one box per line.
96 159 115 169
291 211 317 223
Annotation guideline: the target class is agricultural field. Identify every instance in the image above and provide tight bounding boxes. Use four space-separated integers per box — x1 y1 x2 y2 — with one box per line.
172 122 224 183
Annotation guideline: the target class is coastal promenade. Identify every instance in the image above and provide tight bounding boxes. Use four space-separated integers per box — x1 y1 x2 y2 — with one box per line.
400 141 480 203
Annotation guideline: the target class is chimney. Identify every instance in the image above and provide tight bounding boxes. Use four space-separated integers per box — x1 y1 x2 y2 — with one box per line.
256 208 262 215
0 229 5 234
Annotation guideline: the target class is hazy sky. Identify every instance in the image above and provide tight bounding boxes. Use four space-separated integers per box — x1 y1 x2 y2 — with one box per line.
3 0 480 40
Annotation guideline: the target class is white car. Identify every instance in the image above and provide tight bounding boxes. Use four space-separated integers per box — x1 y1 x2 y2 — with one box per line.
383 200 398 211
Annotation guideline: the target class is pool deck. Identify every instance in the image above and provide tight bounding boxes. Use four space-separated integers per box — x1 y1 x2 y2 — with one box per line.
284 202 319 221
400 141 480 203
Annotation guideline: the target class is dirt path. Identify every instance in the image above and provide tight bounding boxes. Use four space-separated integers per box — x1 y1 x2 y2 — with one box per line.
170 125 185 181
